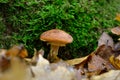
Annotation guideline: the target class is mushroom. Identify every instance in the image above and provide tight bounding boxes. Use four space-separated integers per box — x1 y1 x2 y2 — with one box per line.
111 26 120 35
40 29 73 62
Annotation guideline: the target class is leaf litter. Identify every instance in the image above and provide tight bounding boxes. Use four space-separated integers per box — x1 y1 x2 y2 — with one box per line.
1 32 120 80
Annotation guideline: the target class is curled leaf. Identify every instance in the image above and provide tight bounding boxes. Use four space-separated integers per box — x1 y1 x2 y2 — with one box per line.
65 56 88 66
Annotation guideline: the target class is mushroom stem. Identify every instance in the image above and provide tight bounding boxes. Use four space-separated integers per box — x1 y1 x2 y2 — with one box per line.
47 44 60 62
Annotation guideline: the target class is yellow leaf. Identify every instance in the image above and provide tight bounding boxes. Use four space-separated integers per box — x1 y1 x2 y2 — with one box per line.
115 13 120 22
109 55 120 69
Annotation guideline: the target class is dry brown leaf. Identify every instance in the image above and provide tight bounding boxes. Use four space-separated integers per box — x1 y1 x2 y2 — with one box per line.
114 42 120 51
111 26 120 35
98 32 114 49
95 45 114 61
66 52 95 70
66 45 115 78
0 45 28 72
88 54 112 73
74 55 92 69
67 44 114 70
66 56 88 66
6 44 28 58
91 70 120 80
73 53 112 78
114 42 120 57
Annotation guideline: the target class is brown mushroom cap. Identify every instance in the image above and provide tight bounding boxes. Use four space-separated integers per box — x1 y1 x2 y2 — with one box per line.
40 29 73 46
111 27 120 35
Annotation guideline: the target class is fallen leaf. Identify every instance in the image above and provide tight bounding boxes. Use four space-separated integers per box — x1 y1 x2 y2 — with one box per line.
116 54 120 60
75 53 112 77
50 60 70 71
0 56 29 80
114 42 120 51
98 32 114 49
91 70 120 80
65 56 88 66
109 55 120 69
66 42 116 79
111 26 120 35
88 54 112 72
95 45 114 61
31 53 76 80
114 42 120 56
31 49 50 74
31 48 40 65
6 44 28 58
66 52 95 70
75 69 82 80
25 48 46 65
68 45 115 78
0 45 28 72
115 13 120 21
